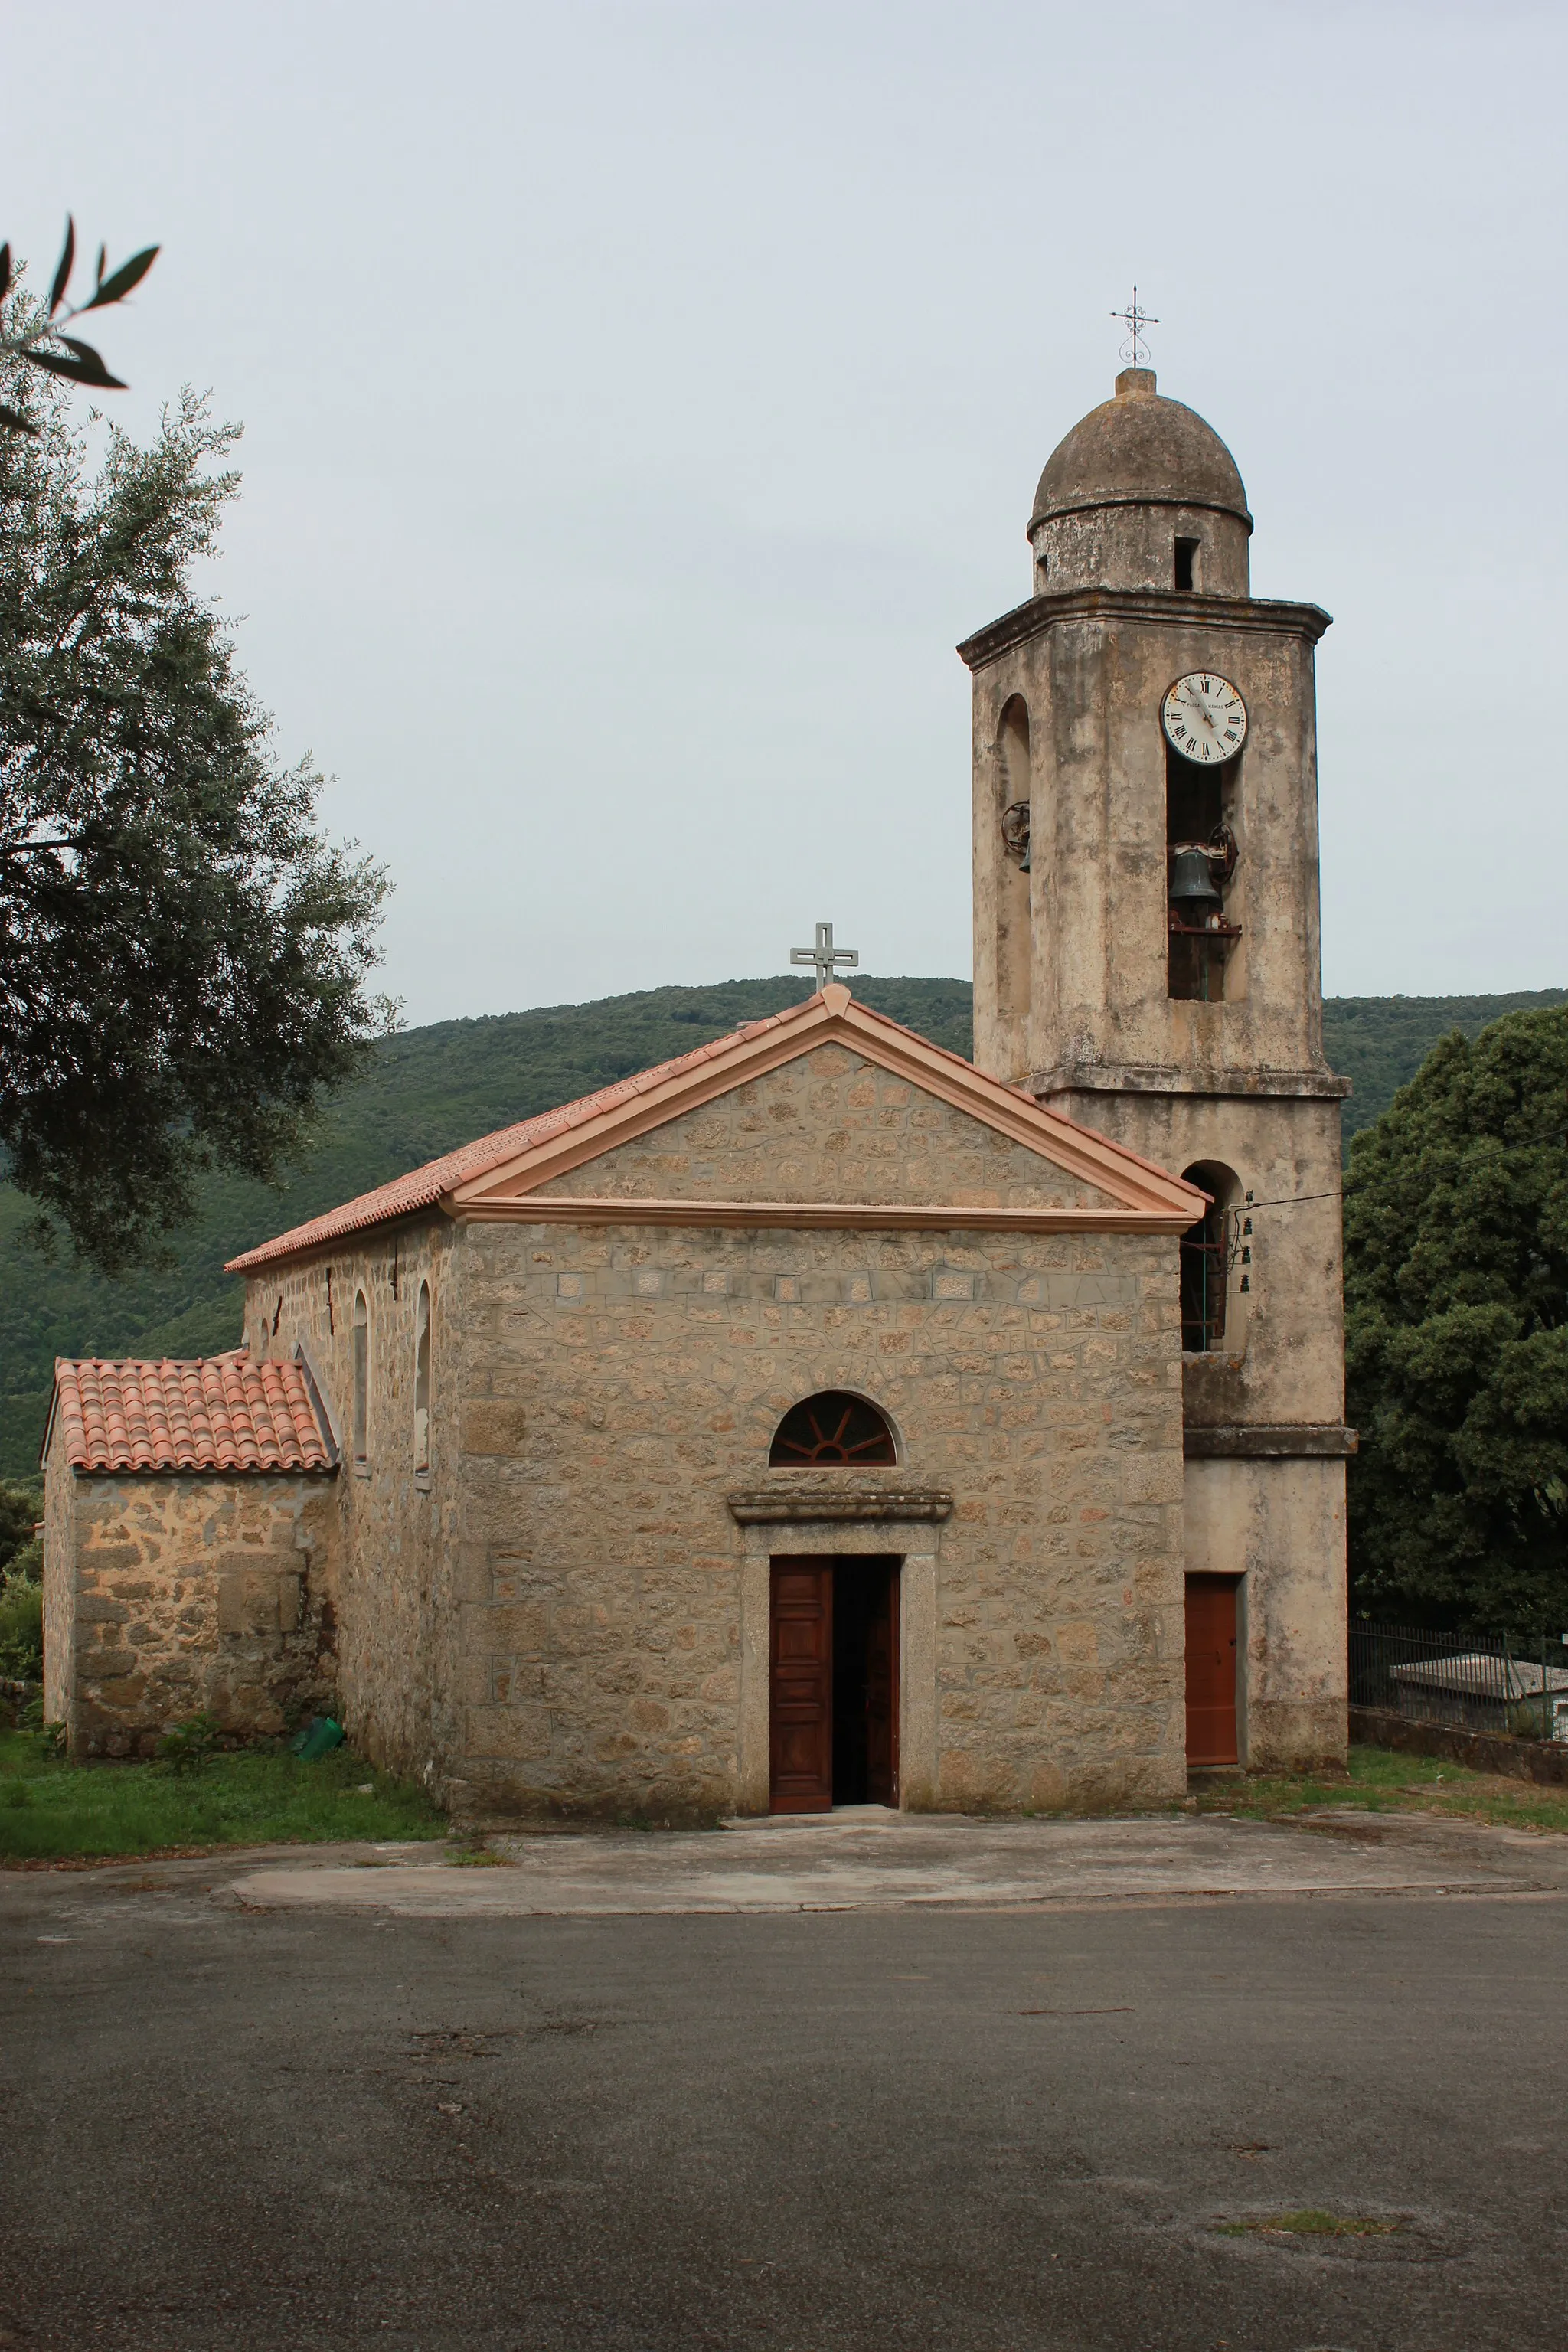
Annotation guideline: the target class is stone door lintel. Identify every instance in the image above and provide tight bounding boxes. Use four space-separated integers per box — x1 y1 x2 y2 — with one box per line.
726 1484 954 1525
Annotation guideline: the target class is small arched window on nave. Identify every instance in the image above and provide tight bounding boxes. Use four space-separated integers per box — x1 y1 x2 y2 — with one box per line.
769 1391 897 1467
352 1289 370 1468
413 1280 432 1475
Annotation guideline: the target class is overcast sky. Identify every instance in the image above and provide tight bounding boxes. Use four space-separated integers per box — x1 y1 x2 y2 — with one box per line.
9 3 1566 1024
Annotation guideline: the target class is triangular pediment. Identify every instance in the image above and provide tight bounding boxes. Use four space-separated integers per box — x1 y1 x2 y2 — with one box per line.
449 988 1202 1230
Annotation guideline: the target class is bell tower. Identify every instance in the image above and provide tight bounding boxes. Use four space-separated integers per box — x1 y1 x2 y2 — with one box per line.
959 364 1353 1772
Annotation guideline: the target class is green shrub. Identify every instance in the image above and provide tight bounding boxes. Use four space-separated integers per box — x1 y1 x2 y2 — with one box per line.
156 1711 221 1775
1346 1007 1568 1626
0 1479 40 1573
0 1566 42 1681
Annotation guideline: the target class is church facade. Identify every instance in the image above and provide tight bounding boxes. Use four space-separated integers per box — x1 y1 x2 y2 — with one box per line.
42 364 1352 1813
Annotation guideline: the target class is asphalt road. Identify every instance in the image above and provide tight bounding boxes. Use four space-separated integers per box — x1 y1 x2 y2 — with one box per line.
3 1837 1566 2351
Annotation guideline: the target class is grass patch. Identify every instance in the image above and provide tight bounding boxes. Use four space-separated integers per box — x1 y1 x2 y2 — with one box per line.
450 1842 510 1867
0 1726 446 1862
1215 2210 1400 2239
1190 1743 1568 1836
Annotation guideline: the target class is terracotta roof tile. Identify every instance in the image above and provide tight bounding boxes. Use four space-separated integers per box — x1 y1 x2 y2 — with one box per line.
50 1354 335 1475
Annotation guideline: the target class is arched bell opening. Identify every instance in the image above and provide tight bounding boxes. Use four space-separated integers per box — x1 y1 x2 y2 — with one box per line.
769 1390 899 1468
1166 741 1243 1004
1179 1161 1242 1354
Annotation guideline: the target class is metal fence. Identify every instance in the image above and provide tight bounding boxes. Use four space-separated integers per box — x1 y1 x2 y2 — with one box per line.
1349 1621 1568 1742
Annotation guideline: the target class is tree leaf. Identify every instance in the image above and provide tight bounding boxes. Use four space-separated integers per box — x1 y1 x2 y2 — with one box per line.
22 336 128 390
84 245 159 311
0 244 11 305
48 217 75 316
0 400 41 437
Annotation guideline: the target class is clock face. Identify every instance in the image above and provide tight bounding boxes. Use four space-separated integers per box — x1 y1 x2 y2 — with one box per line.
1162 671 1248 765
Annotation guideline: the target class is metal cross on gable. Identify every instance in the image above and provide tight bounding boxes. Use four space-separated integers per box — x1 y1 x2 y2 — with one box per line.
791 920 858 992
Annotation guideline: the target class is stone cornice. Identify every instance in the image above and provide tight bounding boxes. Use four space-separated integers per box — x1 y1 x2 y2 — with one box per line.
1032 1063 1353 1103
453 1195 1197 1235
727 1483 955 1524
957 586 1333 672
1184 1424 1358 1460
1027 493 1253 533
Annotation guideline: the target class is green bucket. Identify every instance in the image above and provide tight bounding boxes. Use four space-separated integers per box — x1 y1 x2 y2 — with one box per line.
290 1715 346 1762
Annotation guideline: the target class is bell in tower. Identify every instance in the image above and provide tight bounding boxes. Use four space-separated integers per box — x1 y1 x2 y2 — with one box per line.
958 357 1355 1778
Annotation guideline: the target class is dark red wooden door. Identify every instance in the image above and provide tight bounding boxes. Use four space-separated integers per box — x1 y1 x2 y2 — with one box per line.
864 1562 900 1806
770 1558 833 1812
1185 1574 1240 1765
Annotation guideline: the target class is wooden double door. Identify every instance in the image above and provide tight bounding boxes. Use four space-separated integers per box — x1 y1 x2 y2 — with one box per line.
769 1556 900 1813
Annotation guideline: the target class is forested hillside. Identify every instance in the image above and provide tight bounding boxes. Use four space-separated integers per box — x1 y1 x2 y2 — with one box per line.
2 977 1560 1474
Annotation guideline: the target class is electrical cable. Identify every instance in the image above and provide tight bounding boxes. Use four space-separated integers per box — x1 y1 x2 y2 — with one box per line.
1240 1190 1344 1209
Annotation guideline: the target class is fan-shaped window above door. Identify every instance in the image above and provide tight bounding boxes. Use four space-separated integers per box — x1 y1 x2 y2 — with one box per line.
769 1391 897 1467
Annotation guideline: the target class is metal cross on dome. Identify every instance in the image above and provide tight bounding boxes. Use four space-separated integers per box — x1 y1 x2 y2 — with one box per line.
791 920 858 992
1112 284 1158 369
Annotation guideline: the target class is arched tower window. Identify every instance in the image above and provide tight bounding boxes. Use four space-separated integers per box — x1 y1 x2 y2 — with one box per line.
996 694 1033 1039
769 1391 897 1467
352 1289 370 1468
1179 1162 1240 1352
413 1281 432 1474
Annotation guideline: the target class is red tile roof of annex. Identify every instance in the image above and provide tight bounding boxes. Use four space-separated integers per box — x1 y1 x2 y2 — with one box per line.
49 1353 335 1475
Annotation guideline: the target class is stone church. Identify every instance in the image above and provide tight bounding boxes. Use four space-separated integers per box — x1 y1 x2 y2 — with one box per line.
42 363 1354 1815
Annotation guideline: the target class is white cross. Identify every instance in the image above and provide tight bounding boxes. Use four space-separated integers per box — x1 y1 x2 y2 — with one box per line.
791 920 858 992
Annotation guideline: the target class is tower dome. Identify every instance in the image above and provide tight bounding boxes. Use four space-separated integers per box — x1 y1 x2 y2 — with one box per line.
1028 368 1253 599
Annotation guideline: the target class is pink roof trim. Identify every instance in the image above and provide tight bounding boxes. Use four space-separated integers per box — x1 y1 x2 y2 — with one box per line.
226 988 1200 1273
49 1354 335 1475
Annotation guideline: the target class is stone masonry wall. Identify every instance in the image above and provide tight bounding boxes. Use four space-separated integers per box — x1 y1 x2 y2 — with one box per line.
47 1471 340 1757
246 1220 462 1784
453 1214 1186 1818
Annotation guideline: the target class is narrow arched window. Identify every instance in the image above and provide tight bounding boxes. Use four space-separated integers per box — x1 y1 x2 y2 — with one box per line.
770 1391 897 1467
413 1281 431 1474
1179 1162 1239 1352
996 694 1033 1037
352 1289 370 1468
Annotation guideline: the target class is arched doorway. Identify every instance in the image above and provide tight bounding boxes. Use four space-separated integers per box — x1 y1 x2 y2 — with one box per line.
768 1393 900 1811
